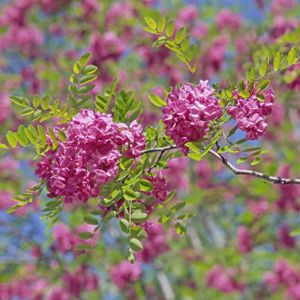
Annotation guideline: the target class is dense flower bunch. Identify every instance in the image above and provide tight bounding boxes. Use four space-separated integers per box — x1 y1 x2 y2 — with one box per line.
35 109 145 203
111 261 142 289
264 260 300 299
206 265 245 293
162 80 222 151
227 86 275 140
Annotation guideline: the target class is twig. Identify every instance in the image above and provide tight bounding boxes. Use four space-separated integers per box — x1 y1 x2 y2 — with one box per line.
208 149 300 184
141 145 300 185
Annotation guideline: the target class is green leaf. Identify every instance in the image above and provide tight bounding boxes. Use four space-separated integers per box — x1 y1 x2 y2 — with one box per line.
123 189 139 201
291 229 300 237
131 212 148 223
83 65 98 74
180 34 190 52
157 17 166 33
188 152 202 161
171 202 186 213
148 94 166 108
185 142 200 154
83 216 99 225
32 95 41 108
9 96 30 107
138 179 153 192
166 20 175 37
129 238 143 251
0 143 8 149
259 59 269 77
48 128 58 149
79 232 94 240
14 133 27 147
78 53 91 68
258 79 270 91
41 95 50 110
120 219 130 233
175 27 186 44
250 156 261 166
237 157 248 164
273 51 282 71
287 47 298 65
79 74 97 85
175 222 186 234
73 62 81 74
37 125 47 143
246 68 256 82
144 16 156 30
143 27 158 34
5 131 17 148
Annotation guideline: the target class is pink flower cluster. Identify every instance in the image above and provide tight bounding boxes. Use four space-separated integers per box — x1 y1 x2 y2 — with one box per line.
236 226 253 254
277 223 296 249
264 260 300 299
53 223 99 254
163 157 189 192
227 86 275 140
162 81 222 151
137 221 169 262
111 261 142 289
35 109 145 203
206 265 245 293
276 165 300 212
216 8 242 31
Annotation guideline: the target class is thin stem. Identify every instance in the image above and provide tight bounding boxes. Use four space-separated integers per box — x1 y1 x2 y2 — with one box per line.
208 149 300 185
140 145 300 185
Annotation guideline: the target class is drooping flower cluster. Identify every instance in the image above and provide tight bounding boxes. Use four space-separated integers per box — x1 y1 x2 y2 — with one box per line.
236 226 253 254
227 86 275 140
162 80 222 152
111 261 142 289
264 260 300 299
137 221 169 262
206 265 246 293
35 109 145 203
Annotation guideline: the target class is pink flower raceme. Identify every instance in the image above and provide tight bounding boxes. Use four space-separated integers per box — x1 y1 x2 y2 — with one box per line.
216 8 242 31
236 226 252 254
227 86 275 140
35 109 145 203
206 265 245 293
137 221 169 262
162 81 222 152
111 261 142 289
277 223 296 249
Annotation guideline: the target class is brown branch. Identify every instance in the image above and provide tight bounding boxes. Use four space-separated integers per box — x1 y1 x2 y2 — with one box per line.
208 149 300 185
141 145 300 185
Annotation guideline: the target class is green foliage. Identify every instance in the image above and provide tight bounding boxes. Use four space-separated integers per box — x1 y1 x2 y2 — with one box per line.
144 16 199 73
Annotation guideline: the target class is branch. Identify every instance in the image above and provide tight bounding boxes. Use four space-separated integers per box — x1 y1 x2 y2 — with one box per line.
141 145 178 154
208 149 300 185
140 145 300 185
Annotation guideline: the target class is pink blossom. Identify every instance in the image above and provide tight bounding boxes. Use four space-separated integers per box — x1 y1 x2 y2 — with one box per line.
201 36 229 78
192 22 209 39
246 199 269 217
206 265 245 293
35 109 145 203
271 0 296 14
216 9 242 31
48 288 69 300
277 223 296 249
195 160 214 189
162 81 222 152
236 226 252 254
137 221 168 262
227 86 275 140
145 172 168 203
0 94 11 124
270 16 298 39
111 261 142 289
163 157 189 192
53 223 78 254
